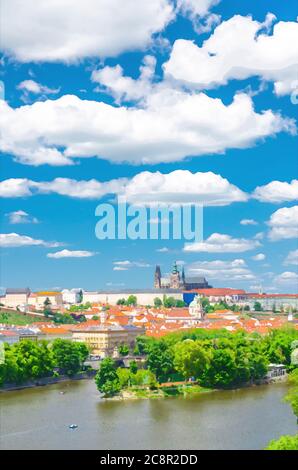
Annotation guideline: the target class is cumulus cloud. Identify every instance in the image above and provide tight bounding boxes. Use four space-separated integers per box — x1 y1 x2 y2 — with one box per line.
0 178 33 197
0 171 247 206
176 1 221 35
92 55 157 104
113 260 151 270
0 177 127 199
120 170 247 206
0 233 63 248
267 205 298 241
164 15 298 95
17 80 59 95
251 253 266 261
284 249 298 266
253 179 298 203
274 271 298 284
240 219 258 226
47 249 97 258
0 91 293 166
0 0 174 62
184 233 261 252
187 258 255 281
6 210 38 224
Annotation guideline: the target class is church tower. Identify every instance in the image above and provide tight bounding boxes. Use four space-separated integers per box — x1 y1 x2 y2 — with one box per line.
154 265 161 289
170 261 180 289
181 266 186 288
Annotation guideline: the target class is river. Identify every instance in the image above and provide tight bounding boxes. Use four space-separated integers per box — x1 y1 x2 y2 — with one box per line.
0 380 297 450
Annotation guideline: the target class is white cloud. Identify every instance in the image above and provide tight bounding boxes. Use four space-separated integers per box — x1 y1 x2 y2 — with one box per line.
187 258 255 281
92 55 157 104
0 92 293 166
253 179 298 203
254 232 264 240
0 171 246 206
176 1 221 35
34 177 127 199
0 0 174 62
0 177 127 199
17 80 60 95
184 233 261 252
0 178 32 197
284 249 298 266
177 0 219 17
267 205 298 241
240 219 258 226
113 260 151 269
6 210 38 224
47 249 97 258
164 15 298 95
274 271 298 284
251 253 266 261
0 233 63 248
121 170 247 206
156 247 169 252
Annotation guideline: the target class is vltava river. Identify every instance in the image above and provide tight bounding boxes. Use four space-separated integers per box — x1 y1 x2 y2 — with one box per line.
0 380 296 450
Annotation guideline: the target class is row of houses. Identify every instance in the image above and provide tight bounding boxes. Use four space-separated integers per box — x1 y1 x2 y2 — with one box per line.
1 287 298 311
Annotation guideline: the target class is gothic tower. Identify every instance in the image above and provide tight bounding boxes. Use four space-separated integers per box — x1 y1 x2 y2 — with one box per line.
154 265 161 289
181 266 186 288
170 261 180 289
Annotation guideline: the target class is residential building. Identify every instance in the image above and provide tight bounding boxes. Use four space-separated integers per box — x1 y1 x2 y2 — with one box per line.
35 291 63 308
72 323 145 357
1 288 30 308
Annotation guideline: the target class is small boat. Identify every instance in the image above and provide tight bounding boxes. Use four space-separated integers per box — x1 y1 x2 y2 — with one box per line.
59 391 65 395
68 424 78 429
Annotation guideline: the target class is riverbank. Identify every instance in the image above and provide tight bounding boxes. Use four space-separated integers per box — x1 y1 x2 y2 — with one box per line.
102 375 289 401
0 370 96 392
103 383 215 400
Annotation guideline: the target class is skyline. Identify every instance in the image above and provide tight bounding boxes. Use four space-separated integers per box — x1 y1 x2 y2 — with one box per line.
0 0 298 293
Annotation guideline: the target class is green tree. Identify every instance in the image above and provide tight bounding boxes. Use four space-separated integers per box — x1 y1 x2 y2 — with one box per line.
116 368 131 388
52 339 87 376
201 348 238 388
173 340 210 380
285 369 298 417
126 295 137 306
175 300 186 308
253 301 263 312
163 296 176 308
95 358 120 397
116 298 126 306
129 360 138 374
153 297 162 308
266 434 298 450
146 341 174 381
119 344 130 356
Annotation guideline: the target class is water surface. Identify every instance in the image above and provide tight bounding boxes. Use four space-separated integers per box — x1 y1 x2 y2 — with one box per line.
0 380 296 450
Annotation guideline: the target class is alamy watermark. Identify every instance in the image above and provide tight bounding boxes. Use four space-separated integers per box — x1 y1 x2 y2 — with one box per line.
95 197 203 242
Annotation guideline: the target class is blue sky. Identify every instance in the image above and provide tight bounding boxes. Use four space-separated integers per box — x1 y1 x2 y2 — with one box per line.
0 0 297 292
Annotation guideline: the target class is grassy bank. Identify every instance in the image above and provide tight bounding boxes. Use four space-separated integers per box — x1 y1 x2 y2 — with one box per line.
105 383 212 400
0 310 48 325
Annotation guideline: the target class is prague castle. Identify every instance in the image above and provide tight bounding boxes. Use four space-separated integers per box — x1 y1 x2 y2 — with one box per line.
154 262 212 291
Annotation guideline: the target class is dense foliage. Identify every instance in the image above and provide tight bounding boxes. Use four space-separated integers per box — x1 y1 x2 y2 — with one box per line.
0 338 89 385
266 434 298 450
134 326 298 387
95 357 158 397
